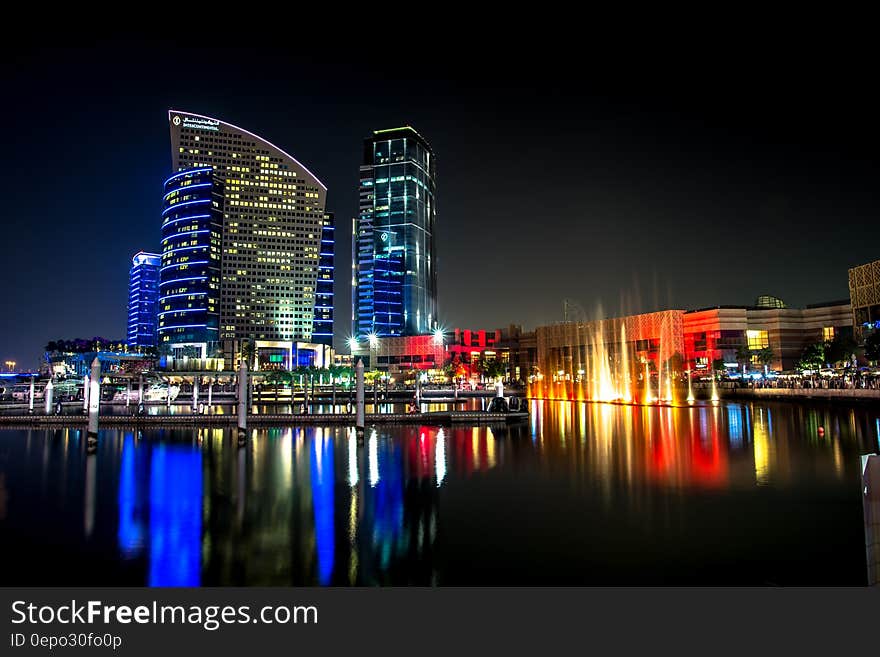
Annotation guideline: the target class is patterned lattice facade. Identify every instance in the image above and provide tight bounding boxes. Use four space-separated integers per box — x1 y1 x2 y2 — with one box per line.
849 259 880 335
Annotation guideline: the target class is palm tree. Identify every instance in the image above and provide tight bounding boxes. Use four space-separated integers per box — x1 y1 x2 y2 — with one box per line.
240 340 257 369
798 342 825 374
328 364 344 409
264 369 290 401
756 346 774 370
211 345 226 368
866 330 880 364
735 344 752 371
292 365 310 412
476 356 506 383
308 365 321 409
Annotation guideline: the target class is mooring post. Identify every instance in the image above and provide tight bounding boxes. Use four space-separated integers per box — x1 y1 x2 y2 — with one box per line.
43 379 54 415
87 357 100 452
82 374 89 415
237 358 248 446
862 454 880 586
28 376 35 414
355 358 365 437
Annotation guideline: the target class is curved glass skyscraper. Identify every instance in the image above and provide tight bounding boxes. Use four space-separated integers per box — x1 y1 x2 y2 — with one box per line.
168 110 331 349
354 126 437 338
158 168 223 353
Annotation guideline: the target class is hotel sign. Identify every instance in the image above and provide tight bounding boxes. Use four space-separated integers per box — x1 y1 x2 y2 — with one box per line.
172 115 220 132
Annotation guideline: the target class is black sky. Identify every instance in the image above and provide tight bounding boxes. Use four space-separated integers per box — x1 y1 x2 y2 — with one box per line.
1 40 878 368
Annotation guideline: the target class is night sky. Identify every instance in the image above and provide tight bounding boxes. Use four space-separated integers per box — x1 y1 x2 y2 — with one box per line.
2 41 878 369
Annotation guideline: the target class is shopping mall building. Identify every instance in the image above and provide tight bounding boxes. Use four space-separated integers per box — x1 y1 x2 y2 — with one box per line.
536 296 854 377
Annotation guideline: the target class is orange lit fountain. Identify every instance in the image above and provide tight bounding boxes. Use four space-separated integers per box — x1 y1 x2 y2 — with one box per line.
529 307 695 406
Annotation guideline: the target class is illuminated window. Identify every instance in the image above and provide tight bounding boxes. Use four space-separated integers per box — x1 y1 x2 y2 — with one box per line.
823 326 835 341
746 330 769 350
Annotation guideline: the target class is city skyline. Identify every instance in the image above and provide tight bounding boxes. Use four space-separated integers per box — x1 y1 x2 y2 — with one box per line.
2 45 879 368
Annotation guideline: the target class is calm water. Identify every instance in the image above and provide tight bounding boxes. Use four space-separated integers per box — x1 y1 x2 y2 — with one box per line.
1 400 877 585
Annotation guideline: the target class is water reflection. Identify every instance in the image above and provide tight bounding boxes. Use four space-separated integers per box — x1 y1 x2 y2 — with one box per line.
117 432 147 556
148 443 202 586
0 399 877 585
311 430 334 585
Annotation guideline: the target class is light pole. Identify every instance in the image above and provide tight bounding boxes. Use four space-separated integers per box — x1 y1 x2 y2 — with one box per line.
367 333 378 372
367 333 379 413
433 327 445 389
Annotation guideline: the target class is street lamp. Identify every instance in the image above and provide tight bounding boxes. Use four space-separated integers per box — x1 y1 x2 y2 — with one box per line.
346 336 358 353
367 333 378 372
5 360 15 372
432 327 446 388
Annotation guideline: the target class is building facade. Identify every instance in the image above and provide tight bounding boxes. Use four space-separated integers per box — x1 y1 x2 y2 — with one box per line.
168 110 331 361
537 310 685 380
363 334 446 378
849 258 880 337
126 251 161 349
158 168 224 357
312 212 334 346
684 300 853 371
350 326 536 383
536 298 854 378
354 126 437 338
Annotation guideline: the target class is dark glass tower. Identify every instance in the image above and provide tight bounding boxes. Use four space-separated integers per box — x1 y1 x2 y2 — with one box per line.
127 251 161 349
312 212 334 346
354 126 437 338
157 167 224 356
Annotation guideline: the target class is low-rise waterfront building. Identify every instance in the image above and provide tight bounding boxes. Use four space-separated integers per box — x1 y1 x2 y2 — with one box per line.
535 296 854 377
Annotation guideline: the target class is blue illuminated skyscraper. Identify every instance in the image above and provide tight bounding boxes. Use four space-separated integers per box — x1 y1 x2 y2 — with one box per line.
157 168 223 357
312 212 334 346
168 110 330 348
127 251 161 349
354 127 437 338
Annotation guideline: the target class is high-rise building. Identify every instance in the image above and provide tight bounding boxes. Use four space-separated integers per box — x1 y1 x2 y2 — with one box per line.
127 251 161 349
353 126 437 338
168 110 331 356
312 212 334 346
157 168 224 356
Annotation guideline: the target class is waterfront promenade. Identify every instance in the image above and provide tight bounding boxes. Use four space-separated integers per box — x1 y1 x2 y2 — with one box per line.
721 387 880 403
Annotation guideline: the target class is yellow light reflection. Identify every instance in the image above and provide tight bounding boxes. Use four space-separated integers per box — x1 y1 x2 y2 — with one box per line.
348 430 359 487
753 410 772 485
486 428 496 469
